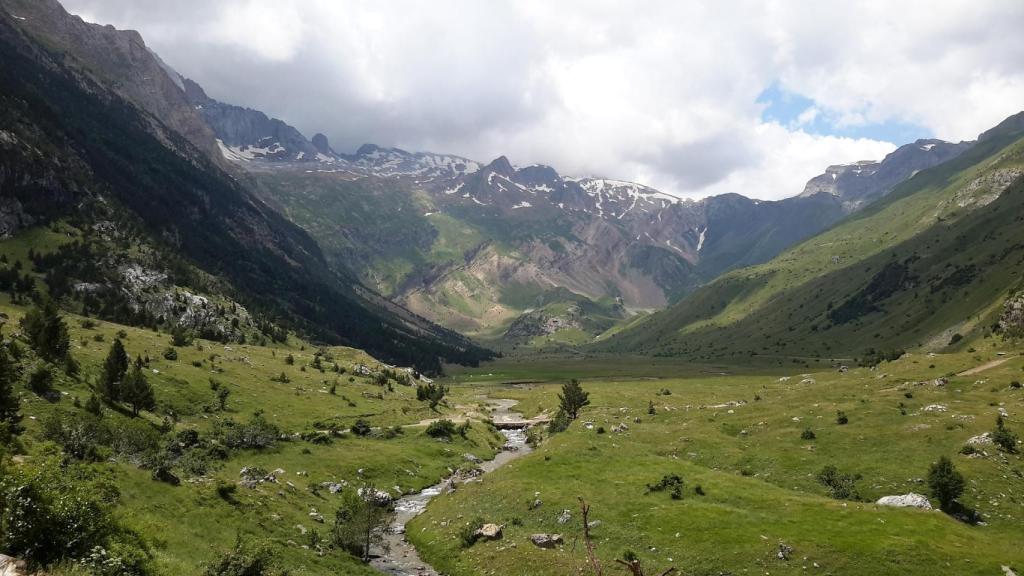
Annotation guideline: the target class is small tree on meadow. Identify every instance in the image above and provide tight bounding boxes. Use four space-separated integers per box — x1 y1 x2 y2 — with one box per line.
928 456 964 512
992 414 1018 453
101 338 129 401
123 363 156 417
332 485 394 562
558 379 590 420
19 299 70 363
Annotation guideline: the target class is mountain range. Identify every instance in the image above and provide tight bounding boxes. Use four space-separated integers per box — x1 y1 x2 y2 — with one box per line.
3 0 1021 365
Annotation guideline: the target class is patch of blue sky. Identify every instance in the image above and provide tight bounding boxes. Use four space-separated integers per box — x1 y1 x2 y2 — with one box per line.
756 82 929 144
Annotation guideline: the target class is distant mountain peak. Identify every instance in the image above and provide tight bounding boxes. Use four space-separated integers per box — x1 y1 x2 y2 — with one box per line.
485 155 515 176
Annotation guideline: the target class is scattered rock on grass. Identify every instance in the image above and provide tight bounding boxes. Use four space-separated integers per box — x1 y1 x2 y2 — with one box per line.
530 534 563 548
876 493 932 510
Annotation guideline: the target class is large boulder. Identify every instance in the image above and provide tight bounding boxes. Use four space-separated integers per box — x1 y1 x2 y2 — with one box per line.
474 523 503 541
876 493 933 510
530 533 564 549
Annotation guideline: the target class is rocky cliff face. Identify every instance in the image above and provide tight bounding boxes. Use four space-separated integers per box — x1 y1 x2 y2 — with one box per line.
1 0 222 162
183 78 322 162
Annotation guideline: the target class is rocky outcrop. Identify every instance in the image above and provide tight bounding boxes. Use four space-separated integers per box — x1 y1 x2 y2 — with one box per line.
998 292 1024 338
876 493 933 510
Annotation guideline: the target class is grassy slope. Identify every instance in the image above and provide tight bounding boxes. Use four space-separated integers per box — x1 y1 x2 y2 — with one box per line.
596 126 1024 361
0 220 510 575
415 346 1024 575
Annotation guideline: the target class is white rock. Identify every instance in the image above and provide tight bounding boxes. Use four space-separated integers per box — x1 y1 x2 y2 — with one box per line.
875 493 932 510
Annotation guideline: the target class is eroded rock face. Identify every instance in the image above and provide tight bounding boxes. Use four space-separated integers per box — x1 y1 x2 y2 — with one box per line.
876 493 933 510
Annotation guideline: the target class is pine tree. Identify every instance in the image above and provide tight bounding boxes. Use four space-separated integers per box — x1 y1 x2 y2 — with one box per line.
0 346 22 442
84 393 103 418
558 379 590 420
19 299 70 363
993 414 1018 453
101 338 129 402
123 363 156 417
928 456 964 512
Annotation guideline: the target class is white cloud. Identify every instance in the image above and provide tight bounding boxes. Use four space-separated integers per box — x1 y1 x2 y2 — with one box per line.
61 0 1024 200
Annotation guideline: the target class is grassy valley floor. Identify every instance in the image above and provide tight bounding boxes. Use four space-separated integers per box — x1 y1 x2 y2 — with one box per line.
412 345 1024 575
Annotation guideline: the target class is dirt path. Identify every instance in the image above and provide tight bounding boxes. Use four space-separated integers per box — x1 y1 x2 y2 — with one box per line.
958 355 1014 376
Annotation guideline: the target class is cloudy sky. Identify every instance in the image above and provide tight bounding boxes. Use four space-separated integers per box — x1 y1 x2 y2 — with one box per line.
63 0 1024 200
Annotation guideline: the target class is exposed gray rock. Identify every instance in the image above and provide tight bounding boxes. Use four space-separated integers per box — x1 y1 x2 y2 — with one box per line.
876 493 933 510
530 533 563 548
556 509 572 524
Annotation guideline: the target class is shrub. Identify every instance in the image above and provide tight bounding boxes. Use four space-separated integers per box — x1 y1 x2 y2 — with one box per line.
425 419 457 439
647 401 656 415
596 426 606 434
816 465 861 500
646 474 684 500
959 444 977 456
162 348 177 361
458 517 485 548
928 456 964 511
800 428 816 440
547 410 570 434
0 457 147 570
204 538 277 576
1010 381 1022 389
109 419 162 466
350 419 372 437
26 362 54 396
42 411 109 461
836 411 849 425
216 414 280 450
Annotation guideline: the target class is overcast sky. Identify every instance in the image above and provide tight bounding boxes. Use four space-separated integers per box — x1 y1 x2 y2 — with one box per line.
63 0 1024 200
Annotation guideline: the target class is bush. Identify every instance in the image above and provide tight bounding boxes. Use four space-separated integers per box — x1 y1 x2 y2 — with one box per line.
800 428 816 440
547 410 570 434
204 538 278 576
162 348 178 361
928 456 964 511
816 465 861 500
26 363 55 396
836 411 849 425
959 444 978 456
109 419 162 466
350 419 372 437
0 457 148 571
458 517 485 548
425 419 457 439
215 414 279 450
646 474 684 500
42 411 109 461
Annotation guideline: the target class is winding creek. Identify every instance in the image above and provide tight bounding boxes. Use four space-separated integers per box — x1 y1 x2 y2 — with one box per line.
370 399 534 576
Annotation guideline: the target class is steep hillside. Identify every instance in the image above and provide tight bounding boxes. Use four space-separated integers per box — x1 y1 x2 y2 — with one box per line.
0 7 490 372
597 113 1024 362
